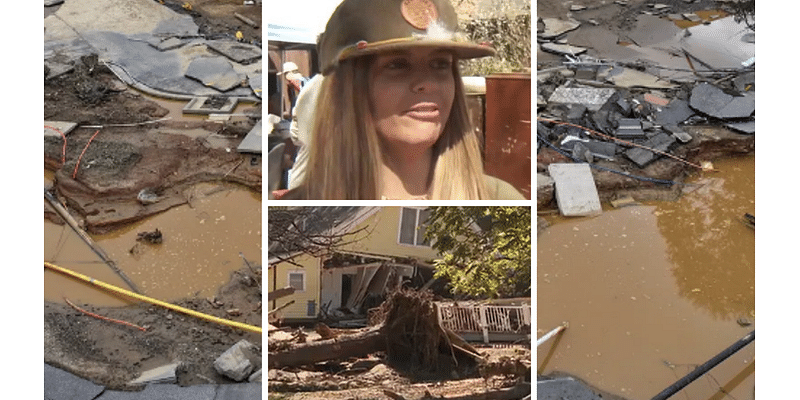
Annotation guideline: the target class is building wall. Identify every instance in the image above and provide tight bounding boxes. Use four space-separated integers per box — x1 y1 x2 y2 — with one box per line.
268 252 320 320
340 207 439 260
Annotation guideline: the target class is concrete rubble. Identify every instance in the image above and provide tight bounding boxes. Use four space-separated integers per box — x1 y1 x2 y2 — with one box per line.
213 339 262 382
537 1 755 214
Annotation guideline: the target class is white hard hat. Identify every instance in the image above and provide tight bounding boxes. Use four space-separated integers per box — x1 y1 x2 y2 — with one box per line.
277 61 300 75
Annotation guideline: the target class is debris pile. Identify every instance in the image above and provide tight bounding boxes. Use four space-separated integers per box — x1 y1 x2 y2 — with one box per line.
537 2 755 213
268 289 531 398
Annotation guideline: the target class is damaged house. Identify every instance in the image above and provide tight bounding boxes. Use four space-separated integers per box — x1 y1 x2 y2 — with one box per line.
268 206 439 323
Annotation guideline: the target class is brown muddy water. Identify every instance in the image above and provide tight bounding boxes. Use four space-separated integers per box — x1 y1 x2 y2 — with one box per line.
44 181 262 307
538 155 754 399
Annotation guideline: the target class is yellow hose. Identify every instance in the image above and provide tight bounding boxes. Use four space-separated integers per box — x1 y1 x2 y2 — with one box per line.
45 261 262 334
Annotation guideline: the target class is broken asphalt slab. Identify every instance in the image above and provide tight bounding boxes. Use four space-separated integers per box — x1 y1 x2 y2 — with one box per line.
538 18 581 39
690 83 755 119
45 364 261 400
185 57 246 92
44 0 261 101
538 376 604 400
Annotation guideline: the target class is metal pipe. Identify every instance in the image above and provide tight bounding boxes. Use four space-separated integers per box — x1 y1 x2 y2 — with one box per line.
537 322 567 347
651 330 754 400
44 188 141 293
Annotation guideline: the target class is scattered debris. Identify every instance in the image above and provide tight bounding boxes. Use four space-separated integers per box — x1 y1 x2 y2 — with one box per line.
136 228 163 244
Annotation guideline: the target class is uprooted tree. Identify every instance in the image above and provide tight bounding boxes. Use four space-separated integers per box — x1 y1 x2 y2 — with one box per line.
269 289 498 379
423 207 531 299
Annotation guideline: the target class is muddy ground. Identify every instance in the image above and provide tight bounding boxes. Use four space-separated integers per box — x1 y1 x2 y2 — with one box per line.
44 0 263 390
44 265 262 389
44 0 262 234
268 345 530 400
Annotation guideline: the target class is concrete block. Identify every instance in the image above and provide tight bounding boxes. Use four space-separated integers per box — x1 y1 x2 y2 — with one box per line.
548 163 602 217
44 121 78 138
44 364 105 400
214 340 257 382
548 87 616 112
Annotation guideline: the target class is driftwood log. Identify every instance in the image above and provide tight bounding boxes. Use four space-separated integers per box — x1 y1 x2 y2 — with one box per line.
268 324 385 368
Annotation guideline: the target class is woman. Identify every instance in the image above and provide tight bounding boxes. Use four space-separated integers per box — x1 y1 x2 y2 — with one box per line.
281 0 525 200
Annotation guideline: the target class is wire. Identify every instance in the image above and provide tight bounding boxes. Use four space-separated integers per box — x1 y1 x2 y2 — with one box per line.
537 117 714 172
72 129 101 179
537 131 684 186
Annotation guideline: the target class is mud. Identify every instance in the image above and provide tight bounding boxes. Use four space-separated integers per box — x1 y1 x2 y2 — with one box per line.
44 265 262 390
537 156 755 399
44 0 263 391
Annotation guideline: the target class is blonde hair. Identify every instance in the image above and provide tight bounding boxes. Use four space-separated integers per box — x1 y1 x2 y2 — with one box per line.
300 56 488 200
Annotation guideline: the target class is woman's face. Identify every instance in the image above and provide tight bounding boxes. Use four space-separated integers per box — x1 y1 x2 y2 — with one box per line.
368 48 455 153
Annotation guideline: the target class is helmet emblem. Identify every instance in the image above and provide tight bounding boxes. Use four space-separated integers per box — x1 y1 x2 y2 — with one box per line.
401 0 438 30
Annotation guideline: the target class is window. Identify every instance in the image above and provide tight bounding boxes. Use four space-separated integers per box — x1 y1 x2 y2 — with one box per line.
399 207 431 246
288 271 305 292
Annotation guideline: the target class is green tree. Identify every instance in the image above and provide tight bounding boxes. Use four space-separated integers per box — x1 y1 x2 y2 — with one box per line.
424 207 531 298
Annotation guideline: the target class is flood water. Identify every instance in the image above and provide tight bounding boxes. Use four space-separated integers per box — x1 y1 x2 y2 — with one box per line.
44 182 262 307
538 155 754 399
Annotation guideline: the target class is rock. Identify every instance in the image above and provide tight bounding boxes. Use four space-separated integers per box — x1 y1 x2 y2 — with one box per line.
214 340 257 381
537 173 555 209
137 188 159 205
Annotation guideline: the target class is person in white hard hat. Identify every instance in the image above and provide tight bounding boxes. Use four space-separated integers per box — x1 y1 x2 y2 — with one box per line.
277 61 309 116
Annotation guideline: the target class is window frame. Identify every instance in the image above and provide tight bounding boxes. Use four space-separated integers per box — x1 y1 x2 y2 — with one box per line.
397 207 431 247
287 270 306 292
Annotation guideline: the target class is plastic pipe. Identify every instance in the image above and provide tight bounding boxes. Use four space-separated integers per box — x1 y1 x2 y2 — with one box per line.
44 261 262 334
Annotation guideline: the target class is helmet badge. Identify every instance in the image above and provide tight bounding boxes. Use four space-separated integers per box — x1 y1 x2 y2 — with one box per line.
401 0 439 30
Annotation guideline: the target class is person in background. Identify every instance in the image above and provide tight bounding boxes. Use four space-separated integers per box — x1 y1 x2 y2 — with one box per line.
277 61 309 118
287 74 324 189
279 0 524 200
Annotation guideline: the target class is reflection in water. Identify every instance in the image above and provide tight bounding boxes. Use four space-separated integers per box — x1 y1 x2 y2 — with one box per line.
657 156 755 320
538 156 754 399
45 184 261 306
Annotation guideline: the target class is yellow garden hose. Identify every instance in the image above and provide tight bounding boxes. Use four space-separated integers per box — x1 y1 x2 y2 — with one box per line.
45 261 262 334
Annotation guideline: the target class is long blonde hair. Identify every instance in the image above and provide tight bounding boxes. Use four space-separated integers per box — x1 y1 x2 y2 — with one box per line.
300 56 488 200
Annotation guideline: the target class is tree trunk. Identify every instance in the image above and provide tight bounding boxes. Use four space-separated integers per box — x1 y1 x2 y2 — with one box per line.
268 325 385 368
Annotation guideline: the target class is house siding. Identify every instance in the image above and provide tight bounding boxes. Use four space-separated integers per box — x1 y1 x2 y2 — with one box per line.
268 253 321 320
340 207 438 260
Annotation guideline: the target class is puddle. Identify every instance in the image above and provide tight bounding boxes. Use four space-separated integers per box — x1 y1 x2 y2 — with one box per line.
538 155 754 399
45 183 261 307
